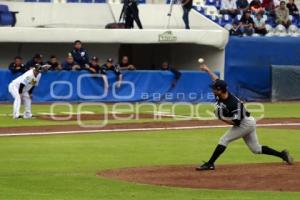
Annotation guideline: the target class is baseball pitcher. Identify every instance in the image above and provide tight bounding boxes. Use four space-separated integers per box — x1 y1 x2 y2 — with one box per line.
197 64 294 170
8 65 42 119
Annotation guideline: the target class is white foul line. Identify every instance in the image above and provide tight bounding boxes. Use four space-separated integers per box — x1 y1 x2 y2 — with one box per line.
0 123 300 137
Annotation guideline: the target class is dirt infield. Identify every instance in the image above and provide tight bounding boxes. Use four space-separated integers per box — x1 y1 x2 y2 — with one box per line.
1 117 300 135
99 162 300 192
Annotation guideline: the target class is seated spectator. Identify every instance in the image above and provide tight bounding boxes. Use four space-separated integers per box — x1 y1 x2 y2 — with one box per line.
25 54 44 71
250 0 265 14
262 0 276 16
100 58 123 89
88 56 100 73
161 61 181 88
62 53 81 71
71 40 90 70
229 20 243 36
287 0 299 22
236 0 249 12
276 1 291 28
220 0 239 18
47 55 62 71
254 12 268 35
119 56 135 70
8 56 25 74
239 10 255 35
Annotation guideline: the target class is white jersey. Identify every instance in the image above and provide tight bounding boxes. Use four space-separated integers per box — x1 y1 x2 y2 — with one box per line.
10 69 41 93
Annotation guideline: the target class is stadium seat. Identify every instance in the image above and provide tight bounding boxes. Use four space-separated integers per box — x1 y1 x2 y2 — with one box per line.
215 0 221 10
220 14 232 26
24 0 38 2
266 17 276 28
67 0 79 3
205 0 216 6
288 25 299 36
95 0 106 3
137 0 146 3
235 14 242 21
193 0 206 7
39 0 51 2
207 15 219 24
0 4 18 27
289 15 298 25
193 6 205 15
204 5 218 16
81 0 93 3
275 24 287 36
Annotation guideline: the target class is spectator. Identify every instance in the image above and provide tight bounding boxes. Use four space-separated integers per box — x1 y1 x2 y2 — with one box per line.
119 56 135 70
71 40 90 69
220 0 239 18
88 56 100 73
250 0 265 14
161 61 181 88
239 10 255 35
8 56 25 74
262 0 276 16
236 0 249 12
182 0 193 29
47 55 62 71
254 12 268 35
287 0 299 22
62 53 81 71
25 54 44 71
275 1 291 28
229 20 243 36
100 58 123 89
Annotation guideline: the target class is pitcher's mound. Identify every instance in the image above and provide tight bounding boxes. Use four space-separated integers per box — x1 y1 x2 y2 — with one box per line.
99 162 300 192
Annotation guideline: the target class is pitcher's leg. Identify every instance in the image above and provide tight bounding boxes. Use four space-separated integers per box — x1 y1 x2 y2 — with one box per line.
244 128 293 164
208 126 248 165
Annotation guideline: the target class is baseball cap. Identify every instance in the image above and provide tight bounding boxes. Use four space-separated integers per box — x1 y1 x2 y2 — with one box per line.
107 58 113 63
92 56 99 62
210 79 227 91
34 54 43 59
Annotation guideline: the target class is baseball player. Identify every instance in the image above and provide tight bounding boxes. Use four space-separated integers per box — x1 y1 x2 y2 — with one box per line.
196 64 294 170
8 65 42 119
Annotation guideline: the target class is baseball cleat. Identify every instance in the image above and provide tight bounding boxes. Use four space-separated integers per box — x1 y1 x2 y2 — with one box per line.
281 149 294 165
196 162 215 171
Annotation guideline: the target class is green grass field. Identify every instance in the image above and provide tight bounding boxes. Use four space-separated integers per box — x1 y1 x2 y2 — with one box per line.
0 102 299 199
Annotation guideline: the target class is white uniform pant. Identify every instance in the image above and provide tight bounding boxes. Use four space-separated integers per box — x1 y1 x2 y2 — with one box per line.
219 116 262 154
8 83 32 119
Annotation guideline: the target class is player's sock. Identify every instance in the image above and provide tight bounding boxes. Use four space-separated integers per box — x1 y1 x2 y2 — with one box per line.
208 144 226 164
262 146 283 158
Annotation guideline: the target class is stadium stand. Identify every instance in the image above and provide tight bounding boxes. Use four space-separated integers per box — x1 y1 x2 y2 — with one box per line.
0 4 18 26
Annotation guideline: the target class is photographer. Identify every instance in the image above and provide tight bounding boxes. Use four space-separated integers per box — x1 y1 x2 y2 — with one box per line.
120 0 143 29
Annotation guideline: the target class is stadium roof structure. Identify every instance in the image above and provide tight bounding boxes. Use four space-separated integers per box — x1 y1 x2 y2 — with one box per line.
0 3 229 49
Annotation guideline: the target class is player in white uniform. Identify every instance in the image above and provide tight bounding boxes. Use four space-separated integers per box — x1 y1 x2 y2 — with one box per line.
8 65 42 119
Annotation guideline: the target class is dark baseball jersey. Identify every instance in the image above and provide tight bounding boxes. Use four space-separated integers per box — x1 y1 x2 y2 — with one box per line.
215 92 250 126
100 64 121 77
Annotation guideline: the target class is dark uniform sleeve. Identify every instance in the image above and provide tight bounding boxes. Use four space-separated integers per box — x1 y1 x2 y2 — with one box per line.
100 65 107 75
170 68 181 80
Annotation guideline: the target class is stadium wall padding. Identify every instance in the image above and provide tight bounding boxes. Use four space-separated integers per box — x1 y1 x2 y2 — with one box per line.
225 37 300 101
0 70 216 103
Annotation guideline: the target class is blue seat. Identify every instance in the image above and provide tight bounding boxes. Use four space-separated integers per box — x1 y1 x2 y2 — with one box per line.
39 0 51 2
138 0 146 3
220 14 233 26
207 15 219 24
215 0 221 10
0 4 18 27
24 0 38 2
193 6 205 15
67 0 79 3
0 4 9 12
289 15 298 25
81 0 93 2
206 0 216 6
94 0 106 3
266 17 276 28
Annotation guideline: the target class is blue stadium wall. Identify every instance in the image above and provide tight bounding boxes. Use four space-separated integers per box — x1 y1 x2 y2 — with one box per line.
2 37 300 103
225 37 300 101
0 70 216 103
